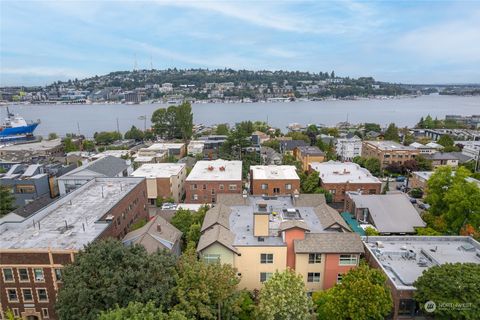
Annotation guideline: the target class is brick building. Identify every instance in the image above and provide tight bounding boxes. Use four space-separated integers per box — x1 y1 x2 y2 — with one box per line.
131 163 187 204
309 161 382 203
0 177 148 320
361 141 419 169
250 165 300 196
294 146 325 171
185 160 242 204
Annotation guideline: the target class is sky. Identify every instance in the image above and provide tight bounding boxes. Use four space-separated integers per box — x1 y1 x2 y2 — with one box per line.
1 0 480 86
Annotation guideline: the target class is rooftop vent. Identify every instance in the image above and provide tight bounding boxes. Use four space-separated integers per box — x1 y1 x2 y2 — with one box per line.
157 225 162 233
219 166 225 171
207 166 214 171
376 241 384 248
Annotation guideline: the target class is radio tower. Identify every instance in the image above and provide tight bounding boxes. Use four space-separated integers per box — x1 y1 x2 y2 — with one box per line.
133 53 138 71
150 54 153 70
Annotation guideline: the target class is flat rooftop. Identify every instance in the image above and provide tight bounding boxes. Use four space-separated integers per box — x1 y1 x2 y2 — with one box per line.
0 139 62 152
310 161 381 184
229 196 326 246
147 143 184 150
364 140 416 151
412 171 433 181
0 177 144 250
187 160 242 181
250 165 299 180
364 236 480 290
132 163 185 178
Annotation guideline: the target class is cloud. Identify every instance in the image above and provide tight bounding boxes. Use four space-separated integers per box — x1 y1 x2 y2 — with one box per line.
2 67 91 79
395 11 480 63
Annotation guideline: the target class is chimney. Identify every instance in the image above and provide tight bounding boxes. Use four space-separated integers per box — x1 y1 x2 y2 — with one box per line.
157 224 162 232
254 212 269 237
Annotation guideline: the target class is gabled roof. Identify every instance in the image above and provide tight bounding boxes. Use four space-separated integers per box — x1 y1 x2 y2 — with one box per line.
216 194 245 206
197 224 238 254
293 194 326 207
279 220 310 232
314 205 351 231
201 204 231 232
123 216 182 253
349 193 425 233
294 233 364 253
280 140 308 151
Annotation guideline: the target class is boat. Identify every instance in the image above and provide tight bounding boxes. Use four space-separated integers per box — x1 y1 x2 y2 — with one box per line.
0 107 40 141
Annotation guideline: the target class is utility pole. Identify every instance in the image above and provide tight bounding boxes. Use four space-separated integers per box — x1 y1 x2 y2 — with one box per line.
116 118 120 134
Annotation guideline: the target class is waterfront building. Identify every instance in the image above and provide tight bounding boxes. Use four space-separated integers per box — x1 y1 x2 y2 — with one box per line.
361 141 419 169
0 139 64 163
249 165 300 196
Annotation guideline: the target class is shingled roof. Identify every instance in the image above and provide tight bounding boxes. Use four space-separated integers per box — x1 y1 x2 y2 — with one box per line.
279 220 310 232
314 205 351 231
201 204 231 232
293 194 326 207
294 233 364 254
197 224 238 254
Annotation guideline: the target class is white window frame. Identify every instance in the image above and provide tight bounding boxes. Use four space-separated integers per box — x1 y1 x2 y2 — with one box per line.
42 308 50 318
36 288 49 302
261 184 268 190
307 272 321 283
337 273 343 284
285 183 292 190
339 254 358 266
2 268 14 282
260 253 273 264
260 272 273 283
6 288 18 302
308 253 322 264
22 288 34 302
33 268 44 282
203 254 220 264
18 268 29 282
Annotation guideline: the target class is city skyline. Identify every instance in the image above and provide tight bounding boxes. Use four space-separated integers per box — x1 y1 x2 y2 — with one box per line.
1 0 480 86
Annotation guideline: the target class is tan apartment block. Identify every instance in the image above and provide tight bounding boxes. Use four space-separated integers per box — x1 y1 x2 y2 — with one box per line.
196 194 364 292
294 146 325 171
185 160 242 204
310 161 382 202
132 163 187 204
362 141 419 169
250 165 300 196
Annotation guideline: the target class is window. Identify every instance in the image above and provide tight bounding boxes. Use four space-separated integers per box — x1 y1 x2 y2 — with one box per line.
22 288 33 302
398 299 416 316
285 183 292 190
202 184 207 190
368 189 377 194
18 268 29 281
308 253 322 264
337 274 343 284
307 272 321 283
55 269 63 282
211 188 215 195
2 268 14 282
273 187 280 194
192 194 198 200
34 268 44 282
16 184 36 193
203 254 220 264
191 184 197 190
329 189 336 195
339 254 358 266
42 308 50 318
12 309 19 317
228 184 237 191
260 253 273 264
7 289 18 302
260 272 273 283
219 184 224 190
261 184 268 190
37 288 48 302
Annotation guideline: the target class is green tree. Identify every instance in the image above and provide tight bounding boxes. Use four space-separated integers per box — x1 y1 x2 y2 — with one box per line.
382 177 390 194
0 186 15 217
437 134 454 148
365 226 380 236
424 115 434 129
364 157 382 176
186 223 201 246
314 263 392 320
124 125 145 141
176 102 193 142
48 132 58 140
215 123 229 135
94 131 123 145
171 207 207 247
364 123 381 132
384 123 400 142
262 139 280 153
56 239 177 320
285 131 310 143
63 137 79 153
425 166 467 216
301 171 320 193
443 177 480 233
98 301 187 320
174 246 240 319
151 106 177 139
82 140 95 152
414 263 480 320
282 154 302 171
255 269 313 320
416 155 433 171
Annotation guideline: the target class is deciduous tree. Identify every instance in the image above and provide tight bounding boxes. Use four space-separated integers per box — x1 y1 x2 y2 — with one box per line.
0 186 15 217
98 302 187 320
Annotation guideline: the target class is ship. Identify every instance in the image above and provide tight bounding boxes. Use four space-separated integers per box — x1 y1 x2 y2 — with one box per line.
0 107 40 141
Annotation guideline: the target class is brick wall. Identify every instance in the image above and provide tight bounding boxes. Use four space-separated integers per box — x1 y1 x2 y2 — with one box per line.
185 180 242 203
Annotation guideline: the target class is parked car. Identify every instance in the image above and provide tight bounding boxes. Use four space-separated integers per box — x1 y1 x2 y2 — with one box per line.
161 203 177 210
395 176 406 182
407 196 417 204
418 201 430 210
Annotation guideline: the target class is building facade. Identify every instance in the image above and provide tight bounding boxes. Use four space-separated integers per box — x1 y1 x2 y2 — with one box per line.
131 163 187 204
362 141 419 169
335 136 362 161
0 177 148 320
294 146 325 171
250 165 300 196
310 161 382 203
196 194 364 292
185 160 242 204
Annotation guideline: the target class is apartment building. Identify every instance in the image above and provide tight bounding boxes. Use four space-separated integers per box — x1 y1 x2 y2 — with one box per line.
197 194 364 292
250 165 300 196
335 135 362 161
0 139 64 162
425 152 460 169
364 236 480 319
0 177 148 320
185 160 242 204
361 141 419 169
310 161 381 203
137 143 186 160
294 146 325 171
131 163 187 204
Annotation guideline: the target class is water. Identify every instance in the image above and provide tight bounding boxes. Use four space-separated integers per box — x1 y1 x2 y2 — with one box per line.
3 94 480 138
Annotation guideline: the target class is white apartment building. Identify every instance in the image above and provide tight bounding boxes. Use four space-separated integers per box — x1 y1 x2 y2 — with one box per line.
335 136 362 161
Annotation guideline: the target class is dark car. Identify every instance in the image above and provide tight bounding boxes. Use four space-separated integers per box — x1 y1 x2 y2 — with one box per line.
395 176 406 182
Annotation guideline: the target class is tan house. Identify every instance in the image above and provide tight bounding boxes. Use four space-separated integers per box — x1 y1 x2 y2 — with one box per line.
136 142 186 160
185 160 242 204
250 165 300 196
132 163 187 204
309 161 382 203
362 141 419 169
294 146 326 171
197 194 364 292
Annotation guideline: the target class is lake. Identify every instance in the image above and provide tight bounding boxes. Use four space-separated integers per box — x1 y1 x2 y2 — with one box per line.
3 94 480 138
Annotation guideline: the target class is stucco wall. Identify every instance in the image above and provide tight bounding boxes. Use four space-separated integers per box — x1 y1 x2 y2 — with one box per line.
295 253 326 291
200 243 235 265
323 253 359 289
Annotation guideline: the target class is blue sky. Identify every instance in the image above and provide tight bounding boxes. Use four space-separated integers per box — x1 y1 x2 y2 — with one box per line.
1 0 479 86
